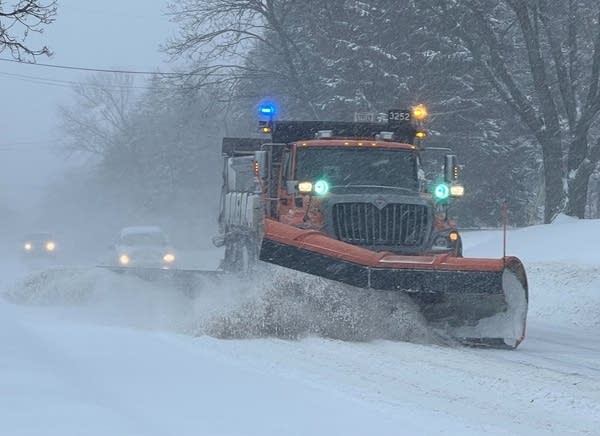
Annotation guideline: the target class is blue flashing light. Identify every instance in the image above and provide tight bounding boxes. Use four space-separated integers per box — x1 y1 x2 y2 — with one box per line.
258 102 277 117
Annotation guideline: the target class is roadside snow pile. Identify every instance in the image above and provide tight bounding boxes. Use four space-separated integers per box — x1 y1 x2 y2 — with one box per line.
3 267 196 332
3 266 431 343
4 267 104 305
463 215 600 329
198 269 432 343
526 263 600 328
463 214 600 265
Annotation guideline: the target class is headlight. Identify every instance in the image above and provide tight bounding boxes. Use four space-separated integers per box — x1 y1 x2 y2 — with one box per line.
163 253 175 263
119 254 130 265
449 230 459 242
24 243 32 251
45 241 56 252
450 184 465 197
298 181 313 193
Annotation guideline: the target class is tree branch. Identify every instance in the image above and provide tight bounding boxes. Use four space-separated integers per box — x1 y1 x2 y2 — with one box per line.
585 10 600 110
0 0 56 60
537 0 578 132
506 0 561 140
440 1 543 134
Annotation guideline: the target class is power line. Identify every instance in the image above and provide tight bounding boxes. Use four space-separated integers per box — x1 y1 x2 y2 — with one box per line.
60 4 152 21
0 70 190 91
0 138 50 145
0 145 58 152
0 70 99 90
0 57 201 77
0 141 59 149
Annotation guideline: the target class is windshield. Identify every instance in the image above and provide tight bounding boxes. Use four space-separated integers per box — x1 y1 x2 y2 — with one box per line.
295 147 418 190
120 232 168 246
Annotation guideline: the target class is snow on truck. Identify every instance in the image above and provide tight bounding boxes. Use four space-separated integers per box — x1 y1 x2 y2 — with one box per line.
214 103 529 348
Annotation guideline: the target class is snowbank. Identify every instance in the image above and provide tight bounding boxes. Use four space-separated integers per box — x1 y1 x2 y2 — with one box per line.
3 266 431 343
462 217 600 329
463 215 600 264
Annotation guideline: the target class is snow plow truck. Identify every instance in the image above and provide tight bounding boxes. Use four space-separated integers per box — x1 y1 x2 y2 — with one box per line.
213 104 528 349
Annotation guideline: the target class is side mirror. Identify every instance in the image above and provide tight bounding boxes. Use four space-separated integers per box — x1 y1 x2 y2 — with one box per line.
444 154 459 182
254 150 268 178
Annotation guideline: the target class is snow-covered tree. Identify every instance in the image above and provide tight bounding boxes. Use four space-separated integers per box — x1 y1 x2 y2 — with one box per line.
427 0 600 222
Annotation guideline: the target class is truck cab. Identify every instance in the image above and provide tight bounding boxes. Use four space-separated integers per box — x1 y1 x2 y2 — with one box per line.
277 138 435 253
217 108 464 270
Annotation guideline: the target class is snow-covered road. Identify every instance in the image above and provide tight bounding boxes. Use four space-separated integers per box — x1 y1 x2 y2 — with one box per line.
1 217 599 435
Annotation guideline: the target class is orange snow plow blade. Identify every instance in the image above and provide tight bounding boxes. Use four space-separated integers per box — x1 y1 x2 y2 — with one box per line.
260 219 528 348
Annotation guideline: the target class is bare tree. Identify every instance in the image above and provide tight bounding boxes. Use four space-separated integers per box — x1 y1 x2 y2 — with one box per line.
431 0 600 222
59 73 136 158
164 0 321 116
0 0 57 59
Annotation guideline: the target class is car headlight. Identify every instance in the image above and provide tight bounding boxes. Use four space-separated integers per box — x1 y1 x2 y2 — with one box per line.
45 241 56 252
24 243 32 251
119 254 130 265
163 253 175 263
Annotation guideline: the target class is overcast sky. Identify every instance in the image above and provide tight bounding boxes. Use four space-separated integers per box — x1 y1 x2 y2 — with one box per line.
0 0 174 212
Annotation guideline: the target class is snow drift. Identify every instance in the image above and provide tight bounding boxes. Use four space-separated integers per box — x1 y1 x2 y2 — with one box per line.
4 265 432 343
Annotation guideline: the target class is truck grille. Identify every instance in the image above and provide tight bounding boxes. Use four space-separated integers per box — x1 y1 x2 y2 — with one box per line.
332 203 429 247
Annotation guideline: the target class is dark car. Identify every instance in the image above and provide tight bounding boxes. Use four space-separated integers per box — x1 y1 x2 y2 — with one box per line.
22 232 58 257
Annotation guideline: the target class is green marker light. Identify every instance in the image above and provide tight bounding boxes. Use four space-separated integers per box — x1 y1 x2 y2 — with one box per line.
314 180 329 196
434 183 450 200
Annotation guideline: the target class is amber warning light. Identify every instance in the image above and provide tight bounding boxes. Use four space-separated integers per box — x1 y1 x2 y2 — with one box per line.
412 104 428 121
259 120 272 134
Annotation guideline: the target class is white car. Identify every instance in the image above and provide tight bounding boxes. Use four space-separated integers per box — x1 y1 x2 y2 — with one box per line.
113 226 176 269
